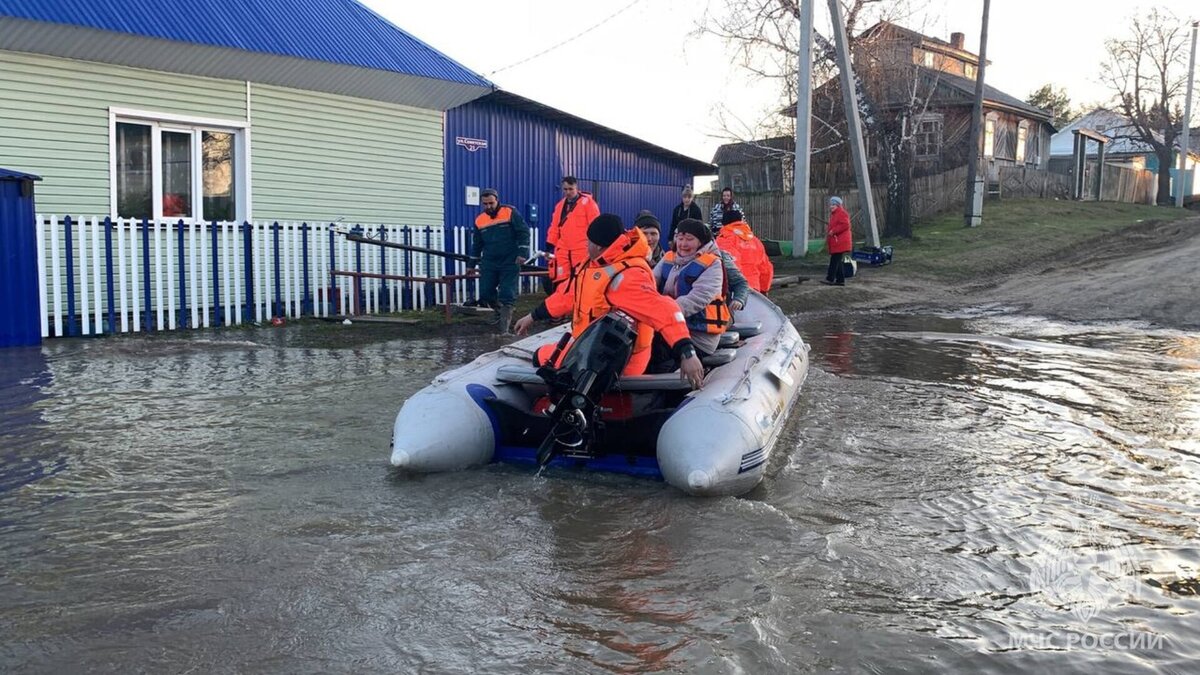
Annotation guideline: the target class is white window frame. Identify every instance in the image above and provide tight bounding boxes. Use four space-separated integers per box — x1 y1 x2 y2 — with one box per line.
964 63 976 80
108 107 251 222
923 50 935 68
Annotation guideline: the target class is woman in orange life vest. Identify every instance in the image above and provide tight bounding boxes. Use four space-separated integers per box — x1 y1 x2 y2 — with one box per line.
513 214 705 389
715 209 774 294
652 218 730 361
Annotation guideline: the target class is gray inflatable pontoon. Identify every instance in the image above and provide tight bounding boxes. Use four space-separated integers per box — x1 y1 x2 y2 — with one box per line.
390 291 809 496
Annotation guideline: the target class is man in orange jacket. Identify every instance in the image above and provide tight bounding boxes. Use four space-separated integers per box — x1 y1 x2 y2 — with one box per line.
514 214 705 389
714 210 774 293
545 176 600 288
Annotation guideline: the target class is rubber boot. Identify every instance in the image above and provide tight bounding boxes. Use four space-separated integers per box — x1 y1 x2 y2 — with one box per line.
496 305 514 335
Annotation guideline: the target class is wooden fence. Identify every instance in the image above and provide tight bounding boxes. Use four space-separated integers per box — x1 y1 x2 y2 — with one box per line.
696 190 884 242
996 166 1072 200
909 165 969 221
1097 164 1155 204
698 162 1154 241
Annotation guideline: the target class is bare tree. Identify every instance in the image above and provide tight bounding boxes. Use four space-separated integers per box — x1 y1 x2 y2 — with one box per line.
699 0 886 142
1101 9 1191 205
699 0 939 237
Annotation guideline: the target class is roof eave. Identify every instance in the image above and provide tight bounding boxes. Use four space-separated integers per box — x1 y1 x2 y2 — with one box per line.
0 18 493 110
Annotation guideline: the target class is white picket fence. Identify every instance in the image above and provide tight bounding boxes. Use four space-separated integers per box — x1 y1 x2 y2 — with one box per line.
34 216 542 338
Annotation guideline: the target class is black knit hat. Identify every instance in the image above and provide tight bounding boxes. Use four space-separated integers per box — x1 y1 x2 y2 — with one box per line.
633 211 661 231
587 213 625 247
673 218 712 244
721 209 744 226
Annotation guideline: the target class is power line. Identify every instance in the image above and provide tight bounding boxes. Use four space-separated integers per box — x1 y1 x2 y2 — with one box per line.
488 0 645 76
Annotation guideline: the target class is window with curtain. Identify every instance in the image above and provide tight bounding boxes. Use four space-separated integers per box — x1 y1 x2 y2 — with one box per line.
113 116 242 221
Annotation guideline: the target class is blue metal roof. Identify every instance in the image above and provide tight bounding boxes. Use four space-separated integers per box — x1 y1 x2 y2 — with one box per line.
0 168 42 181
0 0 490 89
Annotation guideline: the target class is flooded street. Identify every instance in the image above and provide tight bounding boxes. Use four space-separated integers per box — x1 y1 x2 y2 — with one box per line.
2 311 1198 673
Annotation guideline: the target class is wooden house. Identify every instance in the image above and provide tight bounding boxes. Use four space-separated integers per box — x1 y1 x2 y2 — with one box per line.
715 21 1056 192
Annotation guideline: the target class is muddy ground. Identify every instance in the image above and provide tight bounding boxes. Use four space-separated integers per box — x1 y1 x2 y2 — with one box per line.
773 215 1200 330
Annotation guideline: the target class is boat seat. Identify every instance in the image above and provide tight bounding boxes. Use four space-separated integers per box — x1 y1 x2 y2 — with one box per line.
495 364 692 391
718 331 740 348
730 321 762 338
701 348 737 367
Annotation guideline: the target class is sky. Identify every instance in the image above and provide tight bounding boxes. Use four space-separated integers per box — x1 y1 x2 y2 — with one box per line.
362 0 1198 169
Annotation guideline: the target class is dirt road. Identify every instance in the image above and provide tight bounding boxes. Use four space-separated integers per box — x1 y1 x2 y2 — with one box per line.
777 215 1200 329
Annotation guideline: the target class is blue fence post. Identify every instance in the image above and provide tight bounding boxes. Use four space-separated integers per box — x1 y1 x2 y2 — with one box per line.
352 225 363 313
301 223 311 316
423 226 435 308
377 224 388 313
209 221 221 327
104 217 115 334
272 221 282 319
141 218 152 330
63 216 77 337
401 226 413 310
328 226 337 315
177 220 188 328
241 221 254 323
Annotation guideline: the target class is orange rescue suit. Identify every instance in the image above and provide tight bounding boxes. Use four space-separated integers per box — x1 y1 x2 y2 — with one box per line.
715 220 774 293
546 192 600 283
537 228 690 375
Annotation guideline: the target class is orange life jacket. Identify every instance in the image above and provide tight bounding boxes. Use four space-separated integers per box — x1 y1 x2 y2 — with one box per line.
569 257 656 359
658 250 729 334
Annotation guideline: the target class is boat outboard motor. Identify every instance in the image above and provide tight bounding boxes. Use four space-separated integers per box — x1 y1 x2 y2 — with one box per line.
535 310 638 465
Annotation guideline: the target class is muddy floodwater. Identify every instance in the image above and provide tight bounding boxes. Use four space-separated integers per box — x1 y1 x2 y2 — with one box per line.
2 310 1198 673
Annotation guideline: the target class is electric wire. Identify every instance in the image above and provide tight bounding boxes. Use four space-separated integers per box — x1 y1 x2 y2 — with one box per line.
488 0 645 76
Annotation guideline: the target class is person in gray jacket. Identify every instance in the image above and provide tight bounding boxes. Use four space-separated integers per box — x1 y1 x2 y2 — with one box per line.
653 219 728 358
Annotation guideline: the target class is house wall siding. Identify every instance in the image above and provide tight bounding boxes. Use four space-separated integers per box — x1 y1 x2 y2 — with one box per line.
1 50 446 227
0 49 247 215
250 84 443 225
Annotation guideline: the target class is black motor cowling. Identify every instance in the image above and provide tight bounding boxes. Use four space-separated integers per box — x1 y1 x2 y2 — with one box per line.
535 311 637 465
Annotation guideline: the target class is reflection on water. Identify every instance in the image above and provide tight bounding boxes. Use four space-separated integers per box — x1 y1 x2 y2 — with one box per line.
1 314 1198 673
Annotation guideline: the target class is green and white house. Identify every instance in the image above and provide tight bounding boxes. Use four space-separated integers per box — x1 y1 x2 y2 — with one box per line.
0 0 492 224
0 0 494 336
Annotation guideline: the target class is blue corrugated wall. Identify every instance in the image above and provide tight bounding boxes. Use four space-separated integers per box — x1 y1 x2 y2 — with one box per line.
445 98 694 250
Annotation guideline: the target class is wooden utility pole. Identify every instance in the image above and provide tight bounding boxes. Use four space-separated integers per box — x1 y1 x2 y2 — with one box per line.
791 0 814 258
963 0 991 227
827 0 880 248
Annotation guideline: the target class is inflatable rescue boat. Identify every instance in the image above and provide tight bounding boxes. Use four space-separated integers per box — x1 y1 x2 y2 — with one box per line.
390 291 809 496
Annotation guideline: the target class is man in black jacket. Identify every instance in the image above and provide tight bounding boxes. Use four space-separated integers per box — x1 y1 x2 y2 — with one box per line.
667 186 703 247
